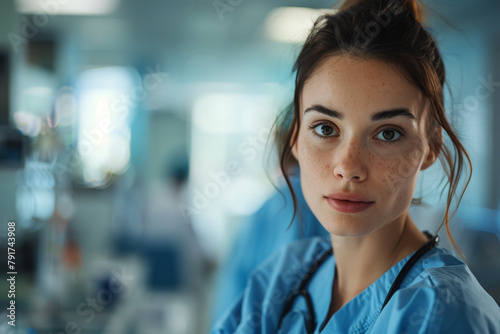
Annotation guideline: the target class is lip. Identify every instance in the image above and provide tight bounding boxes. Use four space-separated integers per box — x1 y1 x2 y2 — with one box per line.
325 192 374 214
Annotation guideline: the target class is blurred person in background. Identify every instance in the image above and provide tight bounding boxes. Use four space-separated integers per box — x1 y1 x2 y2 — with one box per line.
212 0 500 332
140 154 206 292
113 153 208 292
108 154 209 333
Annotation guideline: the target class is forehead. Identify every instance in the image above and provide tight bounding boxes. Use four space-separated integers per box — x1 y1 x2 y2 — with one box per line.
301 56 424 116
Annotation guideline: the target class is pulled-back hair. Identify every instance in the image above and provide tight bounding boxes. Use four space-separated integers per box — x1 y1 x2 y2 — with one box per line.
273 0 472 257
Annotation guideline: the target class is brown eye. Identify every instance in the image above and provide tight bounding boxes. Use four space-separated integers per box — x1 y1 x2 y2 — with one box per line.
376 129 402 142
313 124 336 137
383 130 395 140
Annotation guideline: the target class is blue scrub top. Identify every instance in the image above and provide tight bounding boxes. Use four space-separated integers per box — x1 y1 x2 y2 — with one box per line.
212 237 500 333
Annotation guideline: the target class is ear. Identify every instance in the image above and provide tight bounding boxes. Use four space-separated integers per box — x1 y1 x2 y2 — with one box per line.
420 128 442 171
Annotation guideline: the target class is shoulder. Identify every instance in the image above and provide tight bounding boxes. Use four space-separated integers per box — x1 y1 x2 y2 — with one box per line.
212 237 331 333
375 246 500 333
251 236 332 285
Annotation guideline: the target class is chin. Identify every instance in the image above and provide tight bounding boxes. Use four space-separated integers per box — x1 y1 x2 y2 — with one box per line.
318 213 376 238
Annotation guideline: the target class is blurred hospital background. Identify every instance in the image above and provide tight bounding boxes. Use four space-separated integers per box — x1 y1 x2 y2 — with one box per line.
0 0 499 333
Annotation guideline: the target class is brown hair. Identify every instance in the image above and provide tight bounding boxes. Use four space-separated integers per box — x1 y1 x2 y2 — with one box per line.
272 0 472 258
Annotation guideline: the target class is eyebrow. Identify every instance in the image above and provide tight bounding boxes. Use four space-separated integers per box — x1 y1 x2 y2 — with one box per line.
371 108 416 121
304 104 416 121
304 105 343 119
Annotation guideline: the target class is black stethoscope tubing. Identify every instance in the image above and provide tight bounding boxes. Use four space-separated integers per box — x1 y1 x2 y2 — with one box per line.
277 231 439 333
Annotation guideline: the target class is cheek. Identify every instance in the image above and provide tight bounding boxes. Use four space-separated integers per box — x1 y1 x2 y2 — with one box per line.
297 138 330 173
376 148 424 195
297 141 331 201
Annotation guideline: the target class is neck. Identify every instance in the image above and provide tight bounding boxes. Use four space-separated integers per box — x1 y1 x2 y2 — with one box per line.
330 213 428 308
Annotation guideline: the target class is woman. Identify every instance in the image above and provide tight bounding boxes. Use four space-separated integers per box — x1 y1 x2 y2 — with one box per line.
212 0 500 333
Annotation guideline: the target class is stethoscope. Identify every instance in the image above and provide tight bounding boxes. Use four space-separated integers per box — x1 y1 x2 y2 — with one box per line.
277 231 439 333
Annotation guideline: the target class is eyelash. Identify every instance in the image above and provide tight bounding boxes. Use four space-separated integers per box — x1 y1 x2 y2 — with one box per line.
375 126 405 144
308 121 337 140
307 121 406 143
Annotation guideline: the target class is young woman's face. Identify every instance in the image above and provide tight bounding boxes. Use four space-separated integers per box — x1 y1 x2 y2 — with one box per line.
292 55 438 237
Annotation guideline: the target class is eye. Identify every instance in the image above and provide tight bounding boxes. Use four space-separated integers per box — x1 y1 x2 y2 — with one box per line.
311 123 338 137
375 128 402 142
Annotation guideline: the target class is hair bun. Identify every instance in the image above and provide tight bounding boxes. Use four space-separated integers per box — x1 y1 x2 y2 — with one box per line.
337 0 426 25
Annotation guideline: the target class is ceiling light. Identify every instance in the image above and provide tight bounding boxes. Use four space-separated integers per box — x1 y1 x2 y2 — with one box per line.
15 0 119 16
264 7 337 43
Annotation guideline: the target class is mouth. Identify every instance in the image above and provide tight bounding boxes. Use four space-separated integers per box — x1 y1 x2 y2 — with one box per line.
325 193 374 214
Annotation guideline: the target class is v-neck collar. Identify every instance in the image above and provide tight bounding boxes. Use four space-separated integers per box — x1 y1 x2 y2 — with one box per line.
306 250 418 334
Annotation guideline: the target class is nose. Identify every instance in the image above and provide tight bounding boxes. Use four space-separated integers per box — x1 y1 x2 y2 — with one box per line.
333 138 368 182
